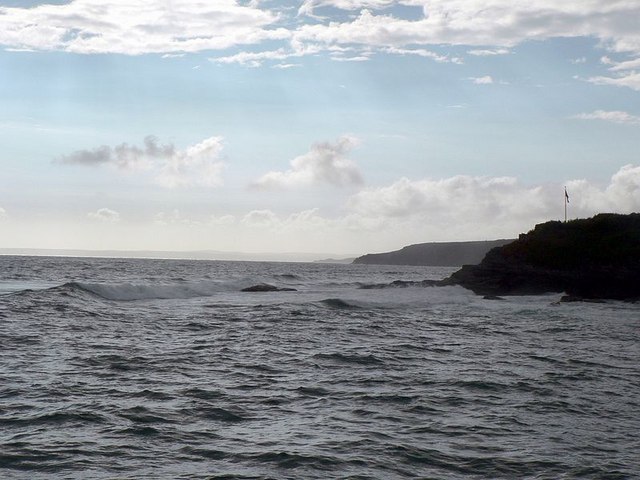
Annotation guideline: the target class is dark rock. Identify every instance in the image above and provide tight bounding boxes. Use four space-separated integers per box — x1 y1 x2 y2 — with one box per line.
559 295 582 303
483 295 505 300
359 279 440 289
560 295 607 304
443 213 640 301
241 283 297 292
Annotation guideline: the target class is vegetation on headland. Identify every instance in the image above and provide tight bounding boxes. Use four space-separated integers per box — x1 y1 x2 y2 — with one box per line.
443 213 640 300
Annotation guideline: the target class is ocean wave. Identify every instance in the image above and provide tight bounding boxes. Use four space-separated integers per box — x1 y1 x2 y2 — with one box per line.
119 407 173 425
63 281 228 301
313 352 383 365
2 281 219 301
245 451 339 470
274 273 301 280
319 298 361 309
119 425 161 436
0 411 108 427
296 386 332 397
196 406 250 423
180 446 229 461
4 276 308 301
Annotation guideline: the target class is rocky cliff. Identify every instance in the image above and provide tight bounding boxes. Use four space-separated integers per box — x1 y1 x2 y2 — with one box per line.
443 213 640 300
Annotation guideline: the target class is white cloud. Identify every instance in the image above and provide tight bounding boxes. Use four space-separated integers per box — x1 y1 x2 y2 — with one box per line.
153 209 207 227
330 54 371 62
272 63 301 69
155 136 225 188
348 175 546 221
572 110 640 126
154 210 184 226
470 75 493 84
241 209 281 228
566 165 640 214
3 0 639 65
0 207 7 220
292 2 640 60
153 209 325 231
468 48 510 56
251 135 363 189
210 214 236 226
241 208 335 233
212 48 293 67
58 135 225 188
608 58 640 71
210 41 338 67
588 71 640 91
381 46 454 63
0 0 288 55
298 0 396 17
586 54 640 92
88 208 120 223
212 41 462 68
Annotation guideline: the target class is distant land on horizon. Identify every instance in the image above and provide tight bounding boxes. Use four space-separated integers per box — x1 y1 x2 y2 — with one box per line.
352 240 515 266
0 248 357 264
313 257 356 264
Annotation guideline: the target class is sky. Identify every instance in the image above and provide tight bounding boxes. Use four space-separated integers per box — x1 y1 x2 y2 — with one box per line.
1 0 639 257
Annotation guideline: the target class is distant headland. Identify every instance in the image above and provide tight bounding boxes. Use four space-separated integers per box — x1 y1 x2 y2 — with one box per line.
352 239 513 266
443 213 640 301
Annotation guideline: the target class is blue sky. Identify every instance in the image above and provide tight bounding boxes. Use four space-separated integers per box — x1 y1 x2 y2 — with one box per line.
1 0 640 257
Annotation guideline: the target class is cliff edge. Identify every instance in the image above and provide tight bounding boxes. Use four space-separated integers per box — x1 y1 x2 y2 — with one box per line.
443 213 640 300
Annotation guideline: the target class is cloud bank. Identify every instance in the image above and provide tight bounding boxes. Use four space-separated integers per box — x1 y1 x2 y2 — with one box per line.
252 135 363 189
58 135 225 188
0 0 286 55
292 2 640 52
146 164 640 252
343 165 640 241
1 0 639 79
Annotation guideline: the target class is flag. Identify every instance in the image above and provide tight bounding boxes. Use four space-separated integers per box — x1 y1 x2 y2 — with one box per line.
565 187 569 204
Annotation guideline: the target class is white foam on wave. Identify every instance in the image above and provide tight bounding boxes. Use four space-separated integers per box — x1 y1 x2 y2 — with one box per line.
72 280 236 301
323 284 474 310
0 280 59 296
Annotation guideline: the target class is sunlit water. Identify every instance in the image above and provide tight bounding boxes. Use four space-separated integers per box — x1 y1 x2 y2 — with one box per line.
1 255 639 479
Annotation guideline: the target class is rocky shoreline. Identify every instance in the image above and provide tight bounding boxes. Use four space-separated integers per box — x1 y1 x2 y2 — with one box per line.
442 213 640 301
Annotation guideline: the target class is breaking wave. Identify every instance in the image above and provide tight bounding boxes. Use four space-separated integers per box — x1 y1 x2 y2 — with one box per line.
62 281 231 301
319 298 362 309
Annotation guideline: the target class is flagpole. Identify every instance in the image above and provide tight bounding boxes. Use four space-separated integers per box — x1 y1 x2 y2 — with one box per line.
564 186 567 223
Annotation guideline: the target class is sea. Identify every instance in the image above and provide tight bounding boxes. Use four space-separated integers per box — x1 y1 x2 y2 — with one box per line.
1 255 639 480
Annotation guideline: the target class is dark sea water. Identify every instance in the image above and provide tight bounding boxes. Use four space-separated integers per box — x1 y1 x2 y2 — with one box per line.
1 255 639 479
